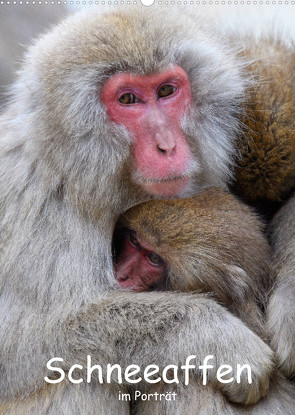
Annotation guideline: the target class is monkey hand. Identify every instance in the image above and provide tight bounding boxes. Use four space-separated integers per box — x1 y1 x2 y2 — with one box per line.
218 336 274 406
206 309 274 406
267 286 295 379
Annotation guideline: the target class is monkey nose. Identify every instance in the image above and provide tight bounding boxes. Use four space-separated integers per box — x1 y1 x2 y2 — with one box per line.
155 130 176 156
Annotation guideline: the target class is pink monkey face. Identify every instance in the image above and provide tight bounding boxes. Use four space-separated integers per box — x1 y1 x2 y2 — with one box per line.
101 66 194 197
114 231 166 292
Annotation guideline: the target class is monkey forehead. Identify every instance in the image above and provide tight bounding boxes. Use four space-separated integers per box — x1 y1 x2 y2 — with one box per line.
123 198 202 249
29 9 186 74
123 187 256 244
26 8 241 89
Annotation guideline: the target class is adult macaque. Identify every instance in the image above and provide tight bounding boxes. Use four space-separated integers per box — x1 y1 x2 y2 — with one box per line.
0 6 294 415
114 187 295 414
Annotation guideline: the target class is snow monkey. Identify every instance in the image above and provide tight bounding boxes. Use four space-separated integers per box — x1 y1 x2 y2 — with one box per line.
1 5 295 415
114 188 272 330
114 187 295 414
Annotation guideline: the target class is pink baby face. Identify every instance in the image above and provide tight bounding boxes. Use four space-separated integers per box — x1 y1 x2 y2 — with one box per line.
114 231 165 292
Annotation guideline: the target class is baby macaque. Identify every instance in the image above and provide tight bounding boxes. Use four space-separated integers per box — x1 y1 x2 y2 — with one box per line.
113 187 272 337
114 187 295 414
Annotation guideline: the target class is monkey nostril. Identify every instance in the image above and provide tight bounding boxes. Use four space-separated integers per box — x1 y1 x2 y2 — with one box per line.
157 144 176 155
119 275 129 281
158 146 167 154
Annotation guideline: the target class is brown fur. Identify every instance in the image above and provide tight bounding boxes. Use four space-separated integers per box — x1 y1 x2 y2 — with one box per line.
233 39 295 205
117 187 271 337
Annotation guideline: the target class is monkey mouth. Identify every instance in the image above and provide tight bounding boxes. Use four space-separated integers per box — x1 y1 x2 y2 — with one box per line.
134 169 193 185
140 175 191 197
144 175 190 184
133 160 200 197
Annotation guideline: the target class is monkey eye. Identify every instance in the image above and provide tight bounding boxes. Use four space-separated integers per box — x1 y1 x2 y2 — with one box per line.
129 233 141 248
158 85 177 98
147 252 163 267
118 93 140 105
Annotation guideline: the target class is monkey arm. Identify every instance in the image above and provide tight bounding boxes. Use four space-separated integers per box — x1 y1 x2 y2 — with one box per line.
0 290 274 406
267 283 295 379
64 292 274 406
267 195 295 379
